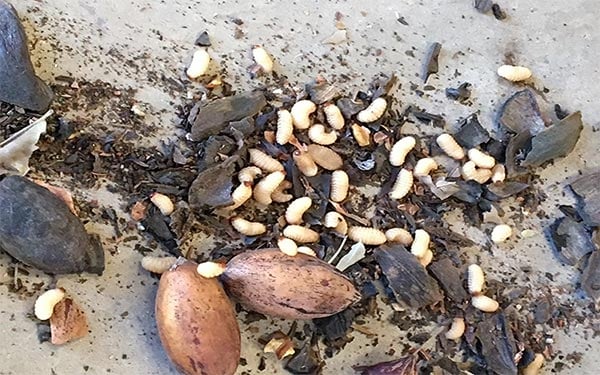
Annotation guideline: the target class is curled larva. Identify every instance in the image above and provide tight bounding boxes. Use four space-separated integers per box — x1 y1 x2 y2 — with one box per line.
285 197 312 225
150 192 175 216
278 237 298 256
419 249 434 267
271 180 293 203
196 261 226 278
468 148 496 169
351 123 371 147
491 164 506 183
34 288 66 320
231 217 267 236
252 46 273 73
410 229 430 258
323 211 348 235
226 182 253 210
141 255 177 274
253 171 286 205
283 225 320 243
461 161 492 184
436 133 465 160
467 264 485 295
249 148 284 172
291 100 317 130
307 144 343 170
347 226 387 246
389 168 413 200
497 64 532 82
186 49 210 79
357 97 387 123
293 149 319 177
330 170 349 203
323 103 345 130
445 318 466 340
522 354 544 375
238 166 262 183
471 295 500 312
389 136 416 166
276 110 294 145
385 228 413 246
491 224 512 243
308 124 337 145
413 157 438 177
297 246 317 257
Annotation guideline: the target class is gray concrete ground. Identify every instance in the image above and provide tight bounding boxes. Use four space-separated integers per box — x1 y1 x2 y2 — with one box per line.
1 0 599 374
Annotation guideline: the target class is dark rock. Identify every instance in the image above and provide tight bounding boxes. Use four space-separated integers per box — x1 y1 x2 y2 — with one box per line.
194 31 211 47
373 244 443 309
188 162 235 209
189 91 266 141
0 1 53 112
313 309 355 341
522 111 583 167
429 257 468 303
497 90 545 136
581 250 600 307
422 42 442 82
454 114 490 149
550 216 594 266
445 82 472 102
570 170 600 226
0 176 104 274
305 77 339 105
336 97 365 119
476 313 518 375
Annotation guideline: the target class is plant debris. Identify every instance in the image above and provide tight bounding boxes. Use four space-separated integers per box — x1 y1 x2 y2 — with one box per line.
475 313 518 375
422 42 442 82
550 216 594 266
497 90 545 136
582 250 600 308
570 170 600 226
453 114 490 149
354 354 417 375
445 82 471 103
49 297 89 345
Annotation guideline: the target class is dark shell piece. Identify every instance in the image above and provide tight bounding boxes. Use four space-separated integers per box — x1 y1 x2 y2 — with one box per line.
476 313 518 375
522 111 583 167
504 131 531 177
313 309 355 341
373 244 443 309
497 90 545 136
285 340 323 375
194 31 211 47
305 78 339 105
429 257 468 303
188 162 235 210
474 0 493 13
336 97 366 119
354 355 417 375
0 1 53 111
485 181 529 200
0 176 104 274
445 82 472 102
582 250 600 307
422 42 442 82
570 170 600 226
454 114 490 149
549 216 594 266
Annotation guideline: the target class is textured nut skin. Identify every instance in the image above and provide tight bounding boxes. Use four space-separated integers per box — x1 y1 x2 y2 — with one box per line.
155 261 240 375
221 249 361 319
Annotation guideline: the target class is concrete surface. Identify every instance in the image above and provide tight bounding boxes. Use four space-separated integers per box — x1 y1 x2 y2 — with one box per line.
1 0 599 374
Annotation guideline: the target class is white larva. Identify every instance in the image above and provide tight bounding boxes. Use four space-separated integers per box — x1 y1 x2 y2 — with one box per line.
249 148 284 172
389 168 413 200
351 123 371 147
347 226 387 246
141 255 177 274
491 164 506 183
410 229 430 258
293 149 319 177
297 246 317 257
34 288 66 320
308 124 337 145
278 237 298 256
385 228 413 246
389 136 416 166
467 264 485 294
238 166 262 183
468 148 496 169
497 64 532 82
436 134 465 160
491 224 512 243
330 170 349 203
323 103 345 130
285 197 312 225
253 171 286 205
231 217 267 236
271 180 293 203
196 261 226 278
461 161 492 184
357 97 387 123
186 49 210 79
471 295 500 312
276 110 294 145
283 225 320 243
522 354 544 375
445 318 466 340
252 46 273 73
291 100 317 130
419 249 434 267
225 182 253 211
413 157 438 177
323 211 348 235
150 192 175 216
